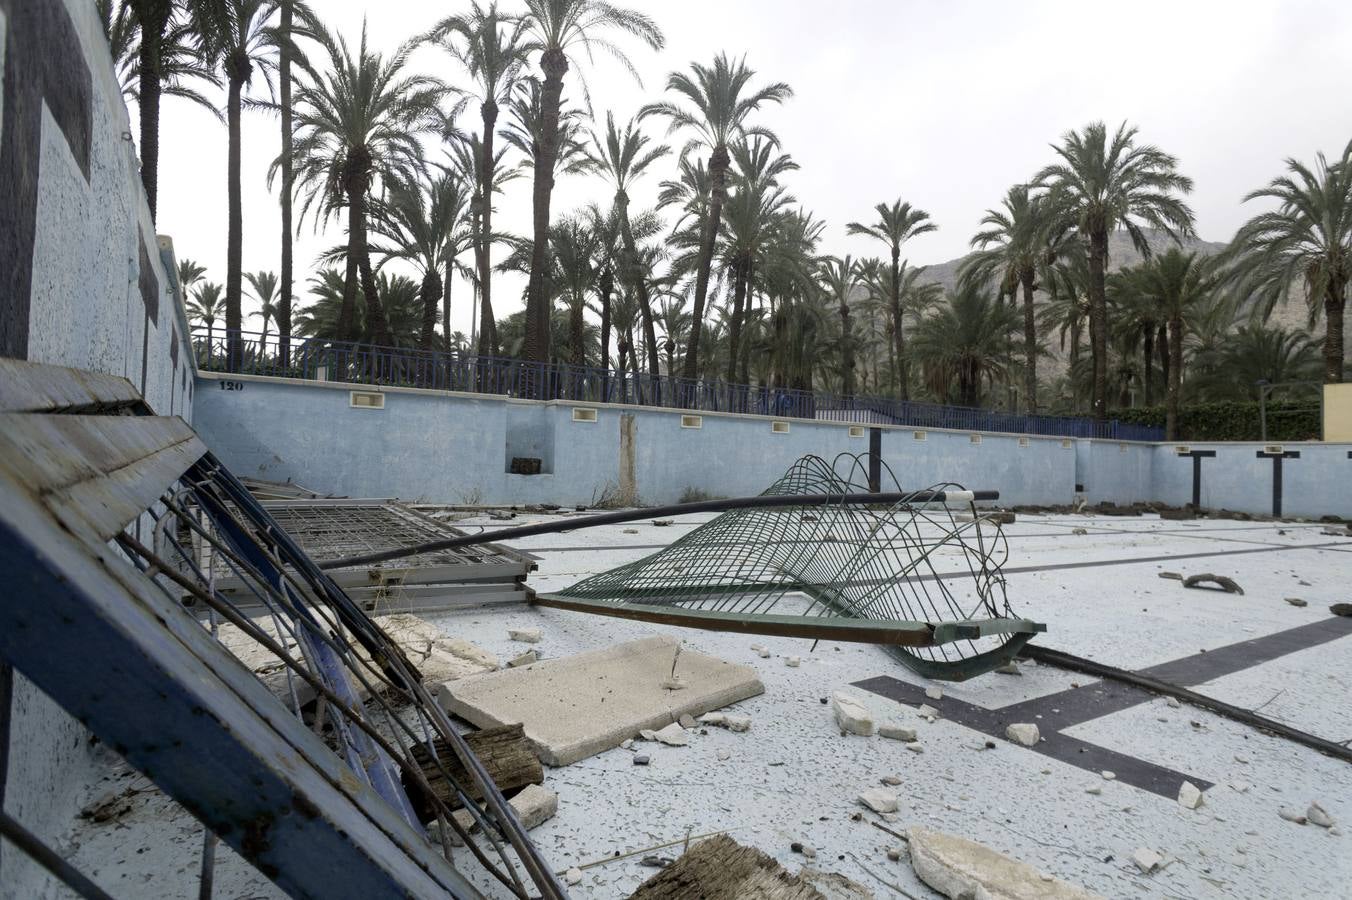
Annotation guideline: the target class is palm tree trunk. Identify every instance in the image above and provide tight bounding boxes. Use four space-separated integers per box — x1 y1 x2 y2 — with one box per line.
1157 323 1169 403
1142 326 1155 406
443 253 455 353
225 73 244 371
478 99 498 356
523 49 569 365
683 144 730 382
1324 281 1345 383
337 198 361 343
1088 228 1109 421
840 297 854 396
599 265 613 371
1166 316 1183 440
345 182 389 348
132 0 170 219
278 0 294 368
617 198 660 377
725 260 748 383
418 268 442 350
890 249 909 401
1021 271 1037 414
569 299 586 368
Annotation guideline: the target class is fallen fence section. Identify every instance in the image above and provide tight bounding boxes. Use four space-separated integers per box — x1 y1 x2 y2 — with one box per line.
540 452 1045 682
0 358 563 900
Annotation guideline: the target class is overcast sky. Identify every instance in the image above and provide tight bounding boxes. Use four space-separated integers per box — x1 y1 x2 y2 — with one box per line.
152 0 1352 335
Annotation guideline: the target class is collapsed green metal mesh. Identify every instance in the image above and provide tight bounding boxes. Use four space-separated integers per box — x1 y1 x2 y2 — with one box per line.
544 453 1043 680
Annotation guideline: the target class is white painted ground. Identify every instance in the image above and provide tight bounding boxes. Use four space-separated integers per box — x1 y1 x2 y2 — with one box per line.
56 513 1352 899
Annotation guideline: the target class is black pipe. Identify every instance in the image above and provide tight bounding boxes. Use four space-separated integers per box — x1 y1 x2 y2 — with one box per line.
320 489 999 570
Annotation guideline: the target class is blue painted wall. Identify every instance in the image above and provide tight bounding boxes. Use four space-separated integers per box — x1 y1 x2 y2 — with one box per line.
194 373 1352 517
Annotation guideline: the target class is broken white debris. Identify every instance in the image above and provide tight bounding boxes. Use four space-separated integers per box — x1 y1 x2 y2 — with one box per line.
1307 802 1336 828
994 662 1022 676
879 723 918 742
723 714 751 733
642 723 689 747
887 847 904 862
678 713 696 729
1132 848 1164 874
757 648 771 659
1229 782 1250 793
832 692 876 736
1166 697 1181 709
858 788 899 814
1178 781 1204 810
906 743 924 754
1279 808 1307 825
620 739 633 750
908 828 1105 898
506 649 539 668
507 784 557 830
1005 723 1040 747
716 749 731 761
565 867 583 885
750 644 766 653
1085 786 1102 796
785 656 801 668
917 704 941 720
508 628 542 644
925 686 943 700
881 775 903 786
697 712 726 727
1101 771 1116 781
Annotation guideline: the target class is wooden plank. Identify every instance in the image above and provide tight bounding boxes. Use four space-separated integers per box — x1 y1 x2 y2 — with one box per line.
0 463 482 899
403 724 544 821
0 358 142 413
0 413 204 540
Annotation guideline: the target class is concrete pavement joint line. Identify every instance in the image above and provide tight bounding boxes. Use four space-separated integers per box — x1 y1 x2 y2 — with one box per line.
853 616 1352 799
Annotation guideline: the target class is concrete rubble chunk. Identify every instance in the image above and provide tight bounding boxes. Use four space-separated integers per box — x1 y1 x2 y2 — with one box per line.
995 663 1022 676
906 743 924 754
1158 571 1183 581
716 749 731 761
1166 697 1181 709
633 754 650 766
435 635 763 766
1307 802 1335 828
887 847 904 861
1279 808 1307 825
506 784 557 830
1132 847 1164 874
565 867 583 885
757 648 771 658
698 712 726 727
508 628 542 644
881 775 903 786
907 827 1105 898
1330 603 1352 617
506 649 539 668
1005 723 1040 747
918 704 941 720
925 686 944 700
679 713 697 729
1285 597 1308 607
858 788 899 813
832 691 876 736
879 723 918 742
646 723 689 746
786 656 801 667
723 714 752 733
1085 786 1102 795
1178 781 1204 810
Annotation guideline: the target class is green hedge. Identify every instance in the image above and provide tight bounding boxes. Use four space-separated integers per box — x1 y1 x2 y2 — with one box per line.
1114 400 1321 441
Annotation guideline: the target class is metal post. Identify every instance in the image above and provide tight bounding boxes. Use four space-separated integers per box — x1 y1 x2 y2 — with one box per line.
868 427 882 493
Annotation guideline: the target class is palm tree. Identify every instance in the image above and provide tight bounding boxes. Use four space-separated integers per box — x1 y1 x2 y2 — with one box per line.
819 256 859 395
177 258 207 299
586 112 670 377
101 2 222 126
549 217 598 367
446 133 519 356
1036 121 1195 421
185 281 224 353
245 270 279 355
369 169 471 350
641 54 790 381
1193 324 1322 401
126 0 176 217
912 285 1020 407
1140 248 1218 439
275 0 320 369
960 185 1066 413
192 0 287 369
296 269 424 345
427 3 530 360
519 0 664 366
847 200 938 400
1227 139 1352 384
286 26 443 347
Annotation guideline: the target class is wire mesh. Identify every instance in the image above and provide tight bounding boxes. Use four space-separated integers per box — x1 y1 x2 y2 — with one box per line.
115 454 563 899
552 452 1038 680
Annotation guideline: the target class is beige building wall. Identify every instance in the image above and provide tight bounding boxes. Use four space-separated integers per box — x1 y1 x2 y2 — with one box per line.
1324 383 1352 441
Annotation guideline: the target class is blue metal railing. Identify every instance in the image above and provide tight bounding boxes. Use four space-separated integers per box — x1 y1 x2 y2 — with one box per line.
194 329 1164 441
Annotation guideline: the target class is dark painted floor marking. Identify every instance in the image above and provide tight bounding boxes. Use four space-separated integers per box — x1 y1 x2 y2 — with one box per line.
853 616 1352 799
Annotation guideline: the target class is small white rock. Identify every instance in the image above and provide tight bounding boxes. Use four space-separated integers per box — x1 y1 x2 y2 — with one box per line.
1132 847 1164 874
917 704 941 719
1279 807 1308 825
785 656 801 667
620 738 633 750
678 713 697 729
832 692 875 736
698 712 726 727
651 722 689 746
565 867 583 885
1101 771 1116 781
716 748 731 761
723 714 752 733
1085 786 1102 796
1005 723 1040 747
906 743 924 754
879 723 918 742
757 648 771 658
994 662 1023 676
858 788 899 814
1230 782 1251 793
506 649 538 668
925 686 943 700
508 627 542 643
1178 781 1204 810
1307 802 1336 828
1166 697 1181 709
749 644 766 653
881 775 902 786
